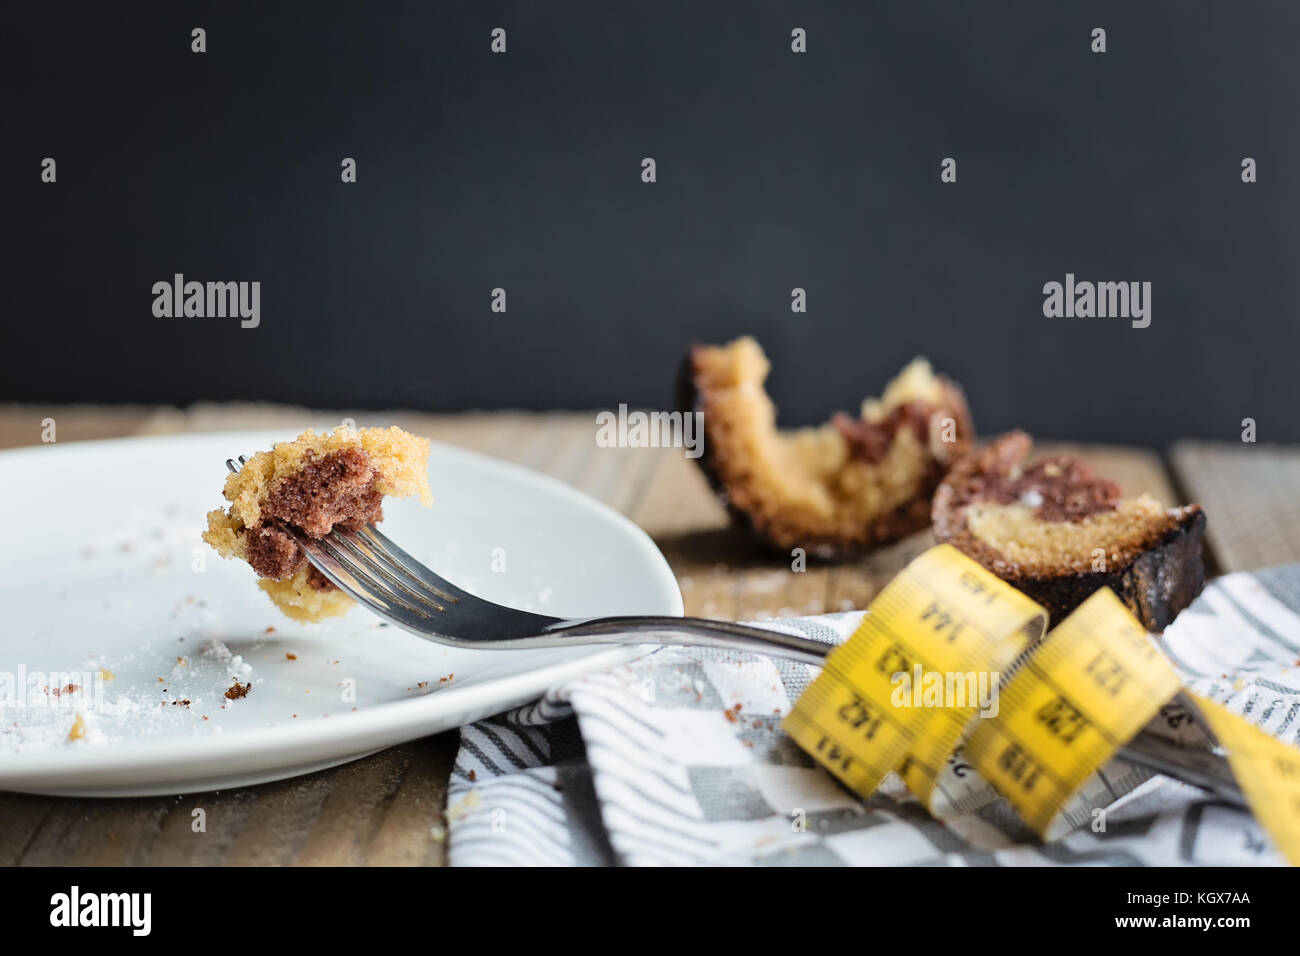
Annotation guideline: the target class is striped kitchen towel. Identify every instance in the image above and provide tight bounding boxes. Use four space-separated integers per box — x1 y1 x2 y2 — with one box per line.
446 566 1300 866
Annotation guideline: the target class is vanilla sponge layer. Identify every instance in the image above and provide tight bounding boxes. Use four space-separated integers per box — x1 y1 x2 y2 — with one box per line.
965 494 1174 577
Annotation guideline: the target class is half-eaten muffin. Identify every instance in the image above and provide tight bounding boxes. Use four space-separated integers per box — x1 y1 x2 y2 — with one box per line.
677 336 973 557
932 430 1205 631
203 425 432 622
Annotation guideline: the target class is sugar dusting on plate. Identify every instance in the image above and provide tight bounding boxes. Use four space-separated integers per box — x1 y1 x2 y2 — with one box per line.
0 642 260 754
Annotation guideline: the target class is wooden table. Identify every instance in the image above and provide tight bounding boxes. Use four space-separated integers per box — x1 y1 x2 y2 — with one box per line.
2 404 1298 865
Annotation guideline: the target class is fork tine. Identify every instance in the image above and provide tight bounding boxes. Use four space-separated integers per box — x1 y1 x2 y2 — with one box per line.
355 526 465 605
328 530 447 611
310 534 440 617
280 534 415 616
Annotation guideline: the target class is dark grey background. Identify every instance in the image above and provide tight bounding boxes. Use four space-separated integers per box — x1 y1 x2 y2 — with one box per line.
8 1 1299 444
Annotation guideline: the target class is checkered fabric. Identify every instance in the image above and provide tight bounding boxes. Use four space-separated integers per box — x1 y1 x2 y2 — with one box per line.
447 567 1300 866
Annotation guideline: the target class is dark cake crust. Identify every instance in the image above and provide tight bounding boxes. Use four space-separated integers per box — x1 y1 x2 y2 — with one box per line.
989 508 1206 631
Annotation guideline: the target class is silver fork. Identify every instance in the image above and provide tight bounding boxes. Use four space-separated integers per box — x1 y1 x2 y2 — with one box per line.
227 456 1247 807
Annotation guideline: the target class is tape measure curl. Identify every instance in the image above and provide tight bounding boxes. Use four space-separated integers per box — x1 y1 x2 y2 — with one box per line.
784 544 1300 863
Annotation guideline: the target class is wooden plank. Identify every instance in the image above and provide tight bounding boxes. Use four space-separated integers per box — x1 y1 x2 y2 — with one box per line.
3 738 454 866
146 790 261 866
290 742 450 866
0 404 157 452
357 739 454 866
629 451 742 621
1170 441 1300 573
14 796 171 866
0 792 58 865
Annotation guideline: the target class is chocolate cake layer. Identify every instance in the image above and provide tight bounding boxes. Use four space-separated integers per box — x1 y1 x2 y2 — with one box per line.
243 522 307 580
243 448 384 586
264 448 384 537
938 433 1121 523
832 401 938 465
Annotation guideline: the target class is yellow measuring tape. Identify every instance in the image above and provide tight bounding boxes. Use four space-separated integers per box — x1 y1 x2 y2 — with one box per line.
784 544 1300 864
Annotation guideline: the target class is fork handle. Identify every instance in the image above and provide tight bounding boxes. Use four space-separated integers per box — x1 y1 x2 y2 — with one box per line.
543 615 1248 807
545 615 836 665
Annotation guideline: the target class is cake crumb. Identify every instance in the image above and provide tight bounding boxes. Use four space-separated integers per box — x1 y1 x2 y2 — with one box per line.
285 652 297 661
68 713 87 741
445 789 482 823
225 680 252 700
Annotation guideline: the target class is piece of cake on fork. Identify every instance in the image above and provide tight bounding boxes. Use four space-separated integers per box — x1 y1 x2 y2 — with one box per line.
203 425 432 622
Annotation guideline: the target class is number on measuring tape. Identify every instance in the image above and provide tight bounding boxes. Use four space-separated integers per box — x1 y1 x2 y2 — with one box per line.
784 544 1046 802
964 588 1181 834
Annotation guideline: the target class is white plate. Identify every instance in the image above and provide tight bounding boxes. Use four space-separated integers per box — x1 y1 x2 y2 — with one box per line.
0 430 681 796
